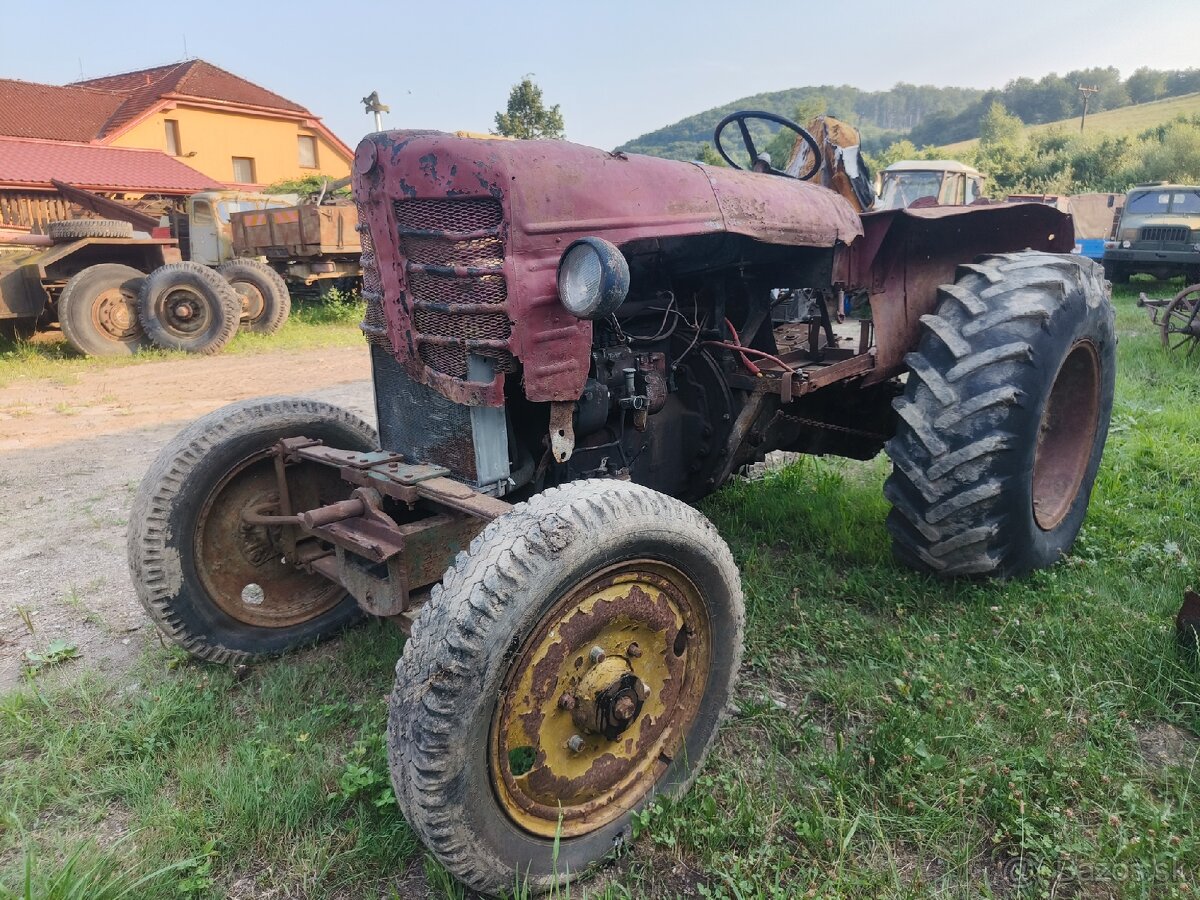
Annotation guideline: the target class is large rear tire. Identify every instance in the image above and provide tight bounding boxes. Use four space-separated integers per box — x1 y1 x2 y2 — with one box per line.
217 258 291 335
389 480 744 896
884 252 1116 577
138 261 241 354
127 397 378 663
57 263 150 357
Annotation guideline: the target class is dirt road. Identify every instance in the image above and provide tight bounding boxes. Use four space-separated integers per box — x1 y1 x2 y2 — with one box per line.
0 348 374 690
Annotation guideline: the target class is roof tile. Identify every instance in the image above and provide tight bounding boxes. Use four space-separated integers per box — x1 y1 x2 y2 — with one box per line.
0 136 222 194
0 80 124 142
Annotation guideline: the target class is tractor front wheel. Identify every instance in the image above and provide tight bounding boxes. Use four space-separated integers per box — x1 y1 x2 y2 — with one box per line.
388 479 744 895
885 252 1116 577
127 397 378 662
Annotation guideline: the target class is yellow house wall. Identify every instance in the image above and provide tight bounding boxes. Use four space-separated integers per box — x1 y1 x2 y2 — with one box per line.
110 105 351 186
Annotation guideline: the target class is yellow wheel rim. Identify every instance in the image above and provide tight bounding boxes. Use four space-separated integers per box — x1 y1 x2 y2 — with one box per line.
490 560 712 838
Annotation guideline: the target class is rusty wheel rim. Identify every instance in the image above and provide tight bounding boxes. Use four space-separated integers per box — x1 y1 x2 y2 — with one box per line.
160 287 210 337
194 451 348 628
90 285 140 341
491 560 712 839
1160 285 1200 357
232 281 266 324
1032 340 1101 531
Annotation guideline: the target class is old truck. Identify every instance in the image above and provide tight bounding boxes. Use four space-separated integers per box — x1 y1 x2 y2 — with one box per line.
128 112 1116 895
0 220 180 354
876 159 987 210
1102 183 1200 283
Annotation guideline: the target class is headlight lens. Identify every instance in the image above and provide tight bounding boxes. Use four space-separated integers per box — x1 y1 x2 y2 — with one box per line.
1121 239 1132 249
557 237 630 319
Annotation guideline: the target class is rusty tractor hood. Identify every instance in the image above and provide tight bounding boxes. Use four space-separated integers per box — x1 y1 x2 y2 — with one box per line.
353 131 864 406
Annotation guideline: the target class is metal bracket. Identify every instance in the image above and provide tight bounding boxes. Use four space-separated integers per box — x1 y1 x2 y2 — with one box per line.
549 400 575 463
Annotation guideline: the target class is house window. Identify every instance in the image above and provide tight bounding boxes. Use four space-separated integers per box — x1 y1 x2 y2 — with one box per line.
298 135 318 168
164 119 181 156
232 157 257 184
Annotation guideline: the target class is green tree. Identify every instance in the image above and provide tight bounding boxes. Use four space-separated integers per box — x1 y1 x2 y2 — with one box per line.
698 143 727 166
493 77 565 140
1127 67 1167 104
1130 122 1200 184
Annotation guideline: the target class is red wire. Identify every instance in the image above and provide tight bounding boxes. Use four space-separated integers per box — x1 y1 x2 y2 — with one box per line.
721 317 759 375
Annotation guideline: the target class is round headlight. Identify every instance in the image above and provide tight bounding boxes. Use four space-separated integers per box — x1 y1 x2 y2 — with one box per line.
557 237 629 319
1121 239 1132 249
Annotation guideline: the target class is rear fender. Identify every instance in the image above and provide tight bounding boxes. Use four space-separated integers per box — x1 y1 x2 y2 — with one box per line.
844 203 1075 382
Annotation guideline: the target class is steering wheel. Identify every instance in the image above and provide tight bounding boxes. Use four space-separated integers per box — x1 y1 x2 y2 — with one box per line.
713 110 822 180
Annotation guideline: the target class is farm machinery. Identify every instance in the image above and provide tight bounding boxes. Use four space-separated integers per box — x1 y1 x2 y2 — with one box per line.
1138 283 1200 357
128 112 1117 895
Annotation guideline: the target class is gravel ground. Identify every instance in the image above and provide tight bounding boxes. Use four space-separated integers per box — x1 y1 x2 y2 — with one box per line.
0 347 374 691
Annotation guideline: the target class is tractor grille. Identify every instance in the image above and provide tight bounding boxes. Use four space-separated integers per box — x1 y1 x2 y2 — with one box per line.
357 207 392 353
1140 226 1189 244
394 198 514 380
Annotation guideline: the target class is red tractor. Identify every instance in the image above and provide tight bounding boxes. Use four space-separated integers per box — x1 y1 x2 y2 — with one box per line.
128 113 1115 895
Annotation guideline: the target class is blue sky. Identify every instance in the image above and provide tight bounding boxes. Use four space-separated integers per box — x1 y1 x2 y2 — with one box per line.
2 0 1198 151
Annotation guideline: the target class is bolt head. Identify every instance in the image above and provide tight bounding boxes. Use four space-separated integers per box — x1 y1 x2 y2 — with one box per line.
589 646 606 664
613 695 637 721
627 642 642 658
567 734 585 753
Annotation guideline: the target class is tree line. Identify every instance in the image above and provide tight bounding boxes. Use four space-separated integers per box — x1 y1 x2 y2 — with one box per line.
907 67 1200 146
873 102 1200 197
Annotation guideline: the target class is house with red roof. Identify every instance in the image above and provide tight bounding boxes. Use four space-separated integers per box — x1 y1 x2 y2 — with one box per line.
0 59 352 229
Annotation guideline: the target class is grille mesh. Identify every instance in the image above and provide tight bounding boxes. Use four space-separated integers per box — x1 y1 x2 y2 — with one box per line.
394 198 503 233
1140 226 1189 243
392 198 514 380
409 271 507 305
356 208 392 352
403 235 504 268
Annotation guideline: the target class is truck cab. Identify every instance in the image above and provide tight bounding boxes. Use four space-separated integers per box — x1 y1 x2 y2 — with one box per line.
1102 183 1200 283
875 160 985 210
181 191 295 266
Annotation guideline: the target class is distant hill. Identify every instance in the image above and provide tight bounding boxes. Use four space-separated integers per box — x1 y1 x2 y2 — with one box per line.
939 91 1200 154
615 84 984 160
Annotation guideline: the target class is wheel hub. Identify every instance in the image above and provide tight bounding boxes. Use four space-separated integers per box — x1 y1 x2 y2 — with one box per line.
491 561 711 838
194 451 350 628
92 287 139 340
163 288 208 335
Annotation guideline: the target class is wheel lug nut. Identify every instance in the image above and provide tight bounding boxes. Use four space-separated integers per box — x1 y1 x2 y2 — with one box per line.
589 646 606 664
627 642 642 658
558 693 576 711
567 734 585 753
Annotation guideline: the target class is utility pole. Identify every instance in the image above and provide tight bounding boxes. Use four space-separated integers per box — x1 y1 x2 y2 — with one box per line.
362 91 390 132
1077 84 1099 133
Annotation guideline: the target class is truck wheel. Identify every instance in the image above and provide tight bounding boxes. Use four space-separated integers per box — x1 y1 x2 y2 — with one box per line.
217 259 291 335
127 397 378 663
1102 260 1128 284
885 252 1115 578
138 261 241 354
389 479 744 896
46 219 134 242
57 263 151 357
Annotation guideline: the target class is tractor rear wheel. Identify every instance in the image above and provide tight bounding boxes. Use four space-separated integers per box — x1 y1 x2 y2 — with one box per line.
885 252 1115 578
388 479 744 896
218 259 291 335
137 261 241 354
127 397 377 663
57 263 150 357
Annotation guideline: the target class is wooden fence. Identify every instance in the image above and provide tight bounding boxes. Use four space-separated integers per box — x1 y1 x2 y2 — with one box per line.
0 191 77 231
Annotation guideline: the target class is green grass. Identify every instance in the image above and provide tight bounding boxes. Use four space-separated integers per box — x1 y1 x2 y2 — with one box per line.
2 283 1199 898
0 290 366 389
941 91 1200 154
